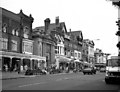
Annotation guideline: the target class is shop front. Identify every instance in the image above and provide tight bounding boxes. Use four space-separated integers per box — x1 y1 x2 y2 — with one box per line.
82 61 94 68
55 55 71 72
74 59 83 71
0 51 46 72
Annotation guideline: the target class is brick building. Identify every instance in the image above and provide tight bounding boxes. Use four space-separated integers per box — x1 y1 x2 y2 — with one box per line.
66 30 83 70
0 8 46 72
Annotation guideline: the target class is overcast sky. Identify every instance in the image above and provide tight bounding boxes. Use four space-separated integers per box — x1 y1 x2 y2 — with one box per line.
1 0 119 55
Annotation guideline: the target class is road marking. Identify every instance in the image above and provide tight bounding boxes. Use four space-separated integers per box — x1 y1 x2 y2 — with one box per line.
18 82 46 88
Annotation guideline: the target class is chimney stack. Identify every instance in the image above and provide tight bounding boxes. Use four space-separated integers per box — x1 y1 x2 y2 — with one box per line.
44 18 50 33
69 29 71 32
55 16 59 25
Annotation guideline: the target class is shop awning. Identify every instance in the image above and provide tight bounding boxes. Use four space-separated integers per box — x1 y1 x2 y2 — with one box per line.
56 55 72 63
94 63 106 67
83 62 94 67
0 51 46 61
74 59 81 63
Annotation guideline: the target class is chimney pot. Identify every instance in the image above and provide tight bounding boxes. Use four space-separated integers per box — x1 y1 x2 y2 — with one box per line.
55 16 59 25
44 18 51 33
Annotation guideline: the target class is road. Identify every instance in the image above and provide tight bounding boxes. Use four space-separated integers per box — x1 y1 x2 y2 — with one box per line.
2 72 120 90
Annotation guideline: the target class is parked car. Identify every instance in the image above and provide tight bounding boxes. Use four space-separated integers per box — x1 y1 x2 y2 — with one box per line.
25 68 47 75
100 68 106 72
49 68 62 74
82 67 96 75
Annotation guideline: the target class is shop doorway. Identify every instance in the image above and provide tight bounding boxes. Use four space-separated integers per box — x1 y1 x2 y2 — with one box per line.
23 59 30 70
11 58 20 72
2 57 11 72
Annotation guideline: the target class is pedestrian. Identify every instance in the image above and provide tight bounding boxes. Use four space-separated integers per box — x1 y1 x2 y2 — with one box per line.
5 64 8 72
24 65 28 71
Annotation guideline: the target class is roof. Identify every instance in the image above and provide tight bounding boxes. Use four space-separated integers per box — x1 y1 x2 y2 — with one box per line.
67 30 83 41
33 22 67 34
1 7 20 21
1 7 33 22
34 22 64 30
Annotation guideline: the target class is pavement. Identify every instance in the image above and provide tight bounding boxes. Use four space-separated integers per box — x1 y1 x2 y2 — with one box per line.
0 72 36 80
0 71 74 80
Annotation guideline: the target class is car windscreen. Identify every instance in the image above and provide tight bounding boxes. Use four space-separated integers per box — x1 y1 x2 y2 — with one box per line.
107 59 120 67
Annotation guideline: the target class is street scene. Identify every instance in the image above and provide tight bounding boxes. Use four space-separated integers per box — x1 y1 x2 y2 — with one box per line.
0 0 120 91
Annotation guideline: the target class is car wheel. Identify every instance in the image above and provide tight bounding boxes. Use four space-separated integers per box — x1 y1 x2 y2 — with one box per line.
83 73 86 75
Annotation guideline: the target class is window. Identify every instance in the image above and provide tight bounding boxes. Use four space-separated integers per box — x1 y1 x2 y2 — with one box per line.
74 52 77 58
0 22 2 32
2 23 7 33
78 52 81 59
16 28 19 36
55 49 58 54
0 38 8 50
12 28 19 36
12 29 15 35
70 51 73 56
11 40 17 51
0 38 2 49
23 41 33 54
23 26 29 38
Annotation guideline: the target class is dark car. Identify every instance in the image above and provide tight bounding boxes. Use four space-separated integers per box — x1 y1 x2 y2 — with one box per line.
49 68 62 74
82 67 96 75
25 69 47 75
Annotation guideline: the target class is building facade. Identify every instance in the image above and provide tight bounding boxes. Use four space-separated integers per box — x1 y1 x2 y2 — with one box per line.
83 39 95 64
0 8 46 72
82 40 88 62
65 30 83 70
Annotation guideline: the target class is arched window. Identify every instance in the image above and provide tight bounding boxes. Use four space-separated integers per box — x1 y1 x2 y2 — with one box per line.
12 29 15 35
2 23 7 33
16 28 19 36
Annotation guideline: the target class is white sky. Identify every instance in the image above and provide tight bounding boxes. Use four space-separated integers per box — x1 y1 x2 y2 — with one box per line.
1 0 119 55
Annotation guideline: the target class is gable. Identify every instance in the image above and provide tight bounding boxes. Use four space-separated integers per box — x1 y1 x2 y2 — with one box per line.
61 22 67 33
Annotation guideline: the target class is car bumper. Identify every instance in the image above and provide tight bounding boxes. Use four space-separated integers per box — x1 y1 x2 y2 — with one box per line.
105 76 120 82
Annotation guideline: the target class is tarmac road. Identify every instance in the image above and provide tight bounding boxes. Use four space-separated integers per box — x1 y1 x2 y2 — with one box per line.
2 72 120 91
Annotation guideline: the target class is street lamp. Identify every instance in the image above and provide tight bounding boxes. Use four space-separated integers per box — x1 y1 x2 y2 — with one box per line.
92 39 100 50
